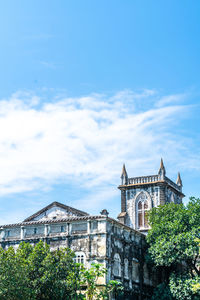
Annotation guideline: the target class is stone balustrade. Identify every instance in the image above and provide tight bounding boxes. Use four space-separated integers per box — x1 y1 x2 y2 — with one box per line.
128 175 159 185
127 175 181 191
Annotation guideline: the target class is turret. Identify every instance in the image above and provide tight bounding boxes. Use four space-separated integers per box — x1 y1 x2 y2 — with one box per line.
121 164 128 185
158 158 166 180
176 172 183 190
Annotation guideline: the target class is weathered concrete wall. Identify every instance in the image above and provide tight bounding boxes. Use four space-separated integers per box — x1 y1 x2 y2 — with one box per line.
106 220 157 299
0 216 157 299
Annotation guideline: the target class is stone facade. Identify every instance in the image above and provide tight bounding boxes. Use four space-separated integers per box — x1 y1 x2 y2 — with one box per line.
0 160 183 299
0 202 155 299
118 159 184 234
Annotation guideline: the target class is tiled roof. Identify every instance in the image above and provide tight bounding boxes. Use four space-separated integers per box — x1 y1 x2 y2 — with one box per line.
1 215 104 228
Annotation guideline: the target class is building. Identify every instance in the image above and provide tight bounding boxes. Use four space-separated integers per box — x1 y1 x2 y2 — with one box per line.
118 159 184 233
0 159 184 299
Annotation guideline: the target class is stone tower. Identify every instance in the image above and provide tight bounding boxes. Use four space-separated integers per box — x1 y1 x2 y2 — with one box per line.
118 159 184 233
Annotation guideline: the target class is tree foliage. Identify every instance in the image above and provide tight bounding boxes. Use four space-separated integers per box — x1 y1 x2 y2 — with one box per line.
146 197 200 300
151 282 173 300
80 263 123 300
0 241 122 300
169 273 200 300
191 238 200 296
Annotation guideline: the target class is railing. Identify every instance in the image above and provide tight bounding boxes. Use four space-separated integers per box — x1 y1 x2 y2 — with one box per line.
127 175 181 191
128 175 159 185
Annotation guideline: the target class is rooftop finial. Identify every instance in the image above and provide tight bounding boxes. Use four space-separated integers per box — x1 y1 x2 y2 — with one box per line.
160 158 164 168
158 158 166 178
100 209 109 216
121 163 128 185
121 164 127 177
176 172 183 187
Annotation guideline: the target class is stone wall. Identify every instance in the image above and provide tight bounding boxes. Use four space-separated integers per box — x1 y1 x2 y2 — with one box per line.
0 216 157 299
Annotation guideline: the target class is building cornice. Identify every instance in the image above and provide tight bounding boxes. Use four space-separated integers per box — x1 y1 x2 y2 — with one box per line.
0 215 144 239
0 215 105 228
118 179 185 197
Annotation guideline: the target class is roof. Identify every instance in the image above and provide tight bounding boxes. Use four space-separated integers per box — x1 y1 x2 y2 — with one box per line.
0 214 144 237
117 212 127 217
23 201 89 222
1 215 103 228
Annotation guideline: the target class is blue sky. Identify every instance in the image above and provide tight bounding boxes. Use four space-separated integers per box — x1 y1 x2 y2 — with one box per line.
0 0 200 224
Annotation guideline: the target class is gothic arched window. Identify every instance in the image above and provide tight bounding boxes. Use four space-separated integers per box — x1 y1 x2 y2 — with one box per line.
132 258 139 282
137 193 149 229
113 253 121 277
124 258 129 279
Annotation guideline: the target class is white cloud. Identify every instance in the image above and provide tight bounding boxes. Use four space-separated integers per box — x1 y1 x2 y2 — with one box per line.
156 93 187 107
0 89 196 202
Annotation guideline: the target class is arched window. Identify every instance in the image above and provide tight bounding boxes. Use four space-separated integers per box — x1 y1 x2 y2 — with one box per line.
143 263 150 284
137 193 149 229
124 258 129 279
74 252 86 265
113 253 121 277
138 201 143 228
144 200 148 228
132 258 139 282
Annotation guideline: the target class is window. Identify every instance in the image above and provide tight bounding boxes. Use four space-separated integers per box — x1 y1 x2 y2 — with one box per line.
92 221 97 230
171 192 175 203
124 258 129 279
132 259 139 282
72 223 87 233
113 253 121 277
7 230 10 237
74 252 85 265
61 225 64 232
137 192 149 229
34 228 37 234
143 263 150 284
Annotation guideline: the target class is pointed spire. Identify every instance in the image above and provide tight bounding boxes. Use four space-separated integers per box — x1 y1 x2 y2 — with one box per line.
121 164 128 185
158 158 166 178
121 164 127 178
160 158 164 169
176 172 182 187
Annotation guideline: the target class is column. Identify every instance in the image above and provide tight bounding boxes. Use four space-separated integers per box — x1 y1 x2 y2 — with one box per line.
87 220 91 234
0 228 5 240
44 224 49 237
68 223 72 235
20 226 25 239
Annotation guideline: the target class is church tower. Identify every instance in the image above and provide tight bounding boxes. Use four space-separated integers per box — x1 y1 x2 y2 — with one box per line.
117 159 184 234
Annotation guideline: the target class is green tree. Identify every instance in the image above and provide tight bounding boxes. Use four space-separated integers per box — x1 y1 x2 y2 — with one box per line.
151 282 173 300
191 238 200 296
27 241 83 299
0 241 123 300
169 273 200 300
80 263 123 300
81 263 107 300
146 197 200 300
0 244 33 300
